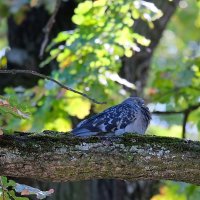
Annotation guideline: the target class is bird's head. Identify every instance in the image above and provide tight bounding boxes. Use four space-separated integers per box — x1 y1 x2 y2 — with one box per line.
124 97 151 123
123 97 145 107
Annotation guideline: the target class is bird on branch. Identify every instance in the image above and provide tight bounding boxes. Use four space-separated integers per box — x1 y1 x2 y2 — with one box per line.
71 97 151 137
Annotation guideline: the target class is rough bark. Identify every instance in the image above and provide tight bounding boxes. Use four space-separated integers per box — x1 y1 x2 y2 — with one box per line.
0 132 200 185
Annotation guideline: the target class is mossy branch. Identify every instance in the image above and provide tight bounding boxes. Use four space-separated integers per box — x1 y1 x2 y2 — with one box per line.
0 131 200 185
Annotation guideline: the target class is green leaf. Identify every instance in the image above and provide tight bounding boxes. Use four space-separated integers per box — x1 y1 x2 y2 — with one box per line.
53 31 70 43
1 176 16 188
74 1 93 15
8 190 29 200
72 15 85 25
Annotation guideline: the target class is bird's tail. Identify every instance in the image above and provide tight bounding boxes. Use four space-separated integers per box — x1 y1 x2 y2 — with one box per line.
71 128 98 137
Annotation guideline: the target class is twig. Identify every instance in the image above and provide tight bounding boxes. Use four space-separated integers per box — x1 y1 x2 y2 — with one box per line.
152 110 183 115
39 0 61 58
0 69 106 104
152 103 200 115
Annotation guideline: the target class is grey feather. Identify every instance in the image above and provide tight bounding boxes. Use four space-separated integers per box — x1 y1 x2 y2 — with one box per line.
71 97 151 137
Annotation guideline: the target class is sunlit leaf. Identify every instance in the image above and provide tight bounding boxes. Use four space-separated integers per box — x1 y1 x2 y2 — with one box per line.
72 14 85 25
74 1 93 15
64 93 91 119
0 47 10 69
45 118 72 132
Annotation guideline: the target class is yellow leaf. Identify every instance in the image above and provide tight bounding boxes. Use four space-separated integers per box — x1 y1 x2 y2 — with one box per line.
0 56 7 69
60 57 72 68
64 93 91 119
45 118 72 132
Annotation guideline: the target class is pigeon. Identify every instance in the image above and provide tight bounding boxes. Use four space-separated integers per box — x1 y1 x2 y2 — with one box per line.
71 97 151 137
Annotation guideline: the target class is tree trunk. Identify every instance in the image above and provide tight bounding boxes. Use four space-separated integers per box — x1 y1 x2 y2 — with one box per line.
0 0 77 91
121 0 180 94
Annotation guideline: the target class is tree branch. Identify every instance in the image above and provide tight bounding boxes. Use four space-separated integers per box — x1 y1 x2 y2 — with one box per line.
152 103 200 115
39 0 62 57
0 131 200 185
152 110 183 115
0 69 105 104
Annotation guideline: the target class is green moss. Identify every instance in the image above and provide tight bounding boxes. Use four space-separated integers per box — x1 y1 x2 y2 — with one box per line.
2 130 200 156
127 154 134 161
86 136 101 143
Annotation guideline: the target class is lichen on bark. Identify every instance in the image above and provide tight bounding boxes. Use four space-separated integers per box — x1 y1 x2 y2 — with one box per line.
0 131 200 185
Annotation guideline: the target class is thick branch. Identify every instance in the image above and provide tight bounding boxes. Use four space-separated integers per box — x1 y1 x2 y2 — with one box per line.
0 132 200 185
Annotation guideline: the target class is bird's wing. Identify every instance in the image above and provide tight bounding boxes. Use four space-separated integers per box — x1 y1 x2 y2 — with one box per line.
72 103 138 136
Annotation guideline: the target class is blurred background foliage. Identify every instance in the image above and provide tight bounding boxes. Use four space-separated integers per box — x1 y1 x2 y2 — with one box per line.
0 0 200 199
149 0 200 141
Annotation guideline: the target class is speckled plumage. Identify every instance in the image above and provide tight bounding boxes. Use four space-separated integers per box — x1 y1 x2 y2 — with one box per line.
71 97 151 136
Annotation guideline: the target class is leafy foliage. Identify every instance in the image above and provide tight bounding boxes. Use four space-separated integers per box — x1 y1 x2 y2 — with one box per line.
0 0 163 132
152 181 200 200
0 94 29 120
148 1 200 135
0 176 28 200
42 0 162 103
149 57 200 109
147 2 200 196
24 0 161 132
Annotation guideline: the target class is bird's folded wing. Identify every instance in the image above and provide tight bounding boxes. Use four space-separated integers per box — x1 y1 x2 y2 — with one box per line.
72 103 137 136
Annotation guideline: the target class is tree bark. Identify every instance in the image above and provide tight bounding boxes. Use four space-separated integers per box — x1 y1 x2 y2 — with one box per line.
1 132 200 185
